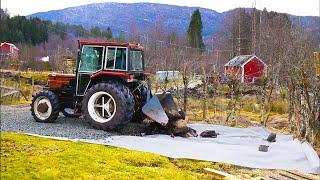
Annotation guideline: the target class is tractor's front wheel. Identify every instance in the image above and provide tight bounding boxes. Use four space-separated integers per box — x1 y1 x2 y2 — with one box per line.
31 90 59 123
82 82 134 131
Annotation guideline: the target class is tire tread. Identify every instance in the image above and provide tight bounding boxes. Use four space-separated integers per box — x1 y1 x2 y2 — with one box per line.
82 81 134 131
31 90 59 123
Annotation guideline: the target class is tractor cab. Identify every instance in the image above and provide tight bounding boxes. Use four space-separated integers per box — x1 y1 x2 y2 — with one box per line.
47 41 147 93
75 41 146 96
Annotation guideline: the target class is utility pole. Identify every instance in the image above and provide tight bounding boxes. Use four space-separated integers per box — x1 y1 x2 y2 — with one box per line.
236 9 247 55
252 0 257 55
238 11 241 56
259 10 262 56
211 37 214 52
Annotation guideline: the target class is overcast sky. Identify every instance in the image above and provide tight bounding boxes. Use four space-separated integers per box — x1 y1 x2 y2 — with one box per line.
1 0 320 17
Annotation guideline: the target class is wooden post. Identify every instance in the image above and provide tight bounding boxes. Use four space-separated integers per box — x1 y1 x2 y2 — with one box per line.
32 77 35 95
182 64 189 114
231 83 235 123
203 168 234 180
202 66 208 122
314 52 320 76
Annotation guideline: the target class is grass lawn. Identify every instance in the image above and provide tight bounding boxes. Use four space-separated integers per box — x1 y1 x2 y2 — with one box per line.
1 132 241 179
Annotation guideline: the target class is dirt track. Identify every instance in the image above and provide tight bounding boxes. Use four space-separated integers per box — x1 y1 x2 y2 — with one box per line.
0 105 115 139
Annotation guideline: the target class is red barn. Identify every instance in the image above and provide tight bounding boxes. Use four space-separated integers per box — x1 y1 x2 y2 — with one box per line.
0 42 19 59
224 55 267 83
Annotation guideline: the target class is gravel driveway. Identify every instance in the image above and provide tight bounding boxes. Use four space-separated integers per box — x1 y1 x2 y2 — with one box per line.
1 105 115 139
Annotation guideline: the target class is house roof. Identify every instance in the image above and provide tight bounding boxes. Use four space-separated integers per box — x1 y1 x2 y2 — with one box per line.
224 55 253 66
224 55 266 67
1 42 19 50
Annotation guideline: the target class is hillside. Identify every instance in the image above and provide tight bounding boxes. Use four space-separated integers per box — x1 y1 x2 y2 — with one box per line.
27 2 319 43
30 3 224 38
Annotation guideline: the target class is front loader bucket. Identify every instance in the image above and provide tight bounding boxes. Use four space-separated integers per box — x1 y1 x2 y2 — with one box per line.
142 95 169 125
156 93 183 120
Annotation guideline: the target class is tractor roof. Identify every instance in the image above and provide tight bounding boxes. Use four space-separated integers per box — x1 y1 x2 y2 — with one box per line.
79 41 143 50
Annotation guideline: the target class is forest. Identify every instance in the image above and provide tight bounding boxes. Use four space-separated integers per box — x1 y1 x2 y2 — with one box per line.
0 9 113 45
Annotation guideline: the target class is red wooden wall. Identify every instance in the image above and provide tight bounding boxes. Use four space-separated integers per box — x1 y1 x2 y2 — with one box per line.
243 57 265 83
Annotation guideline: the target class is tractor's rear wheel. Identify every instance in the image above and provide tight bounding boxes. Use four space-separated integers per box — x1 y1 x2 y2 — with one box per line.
82 82 134 131
31 90 59 123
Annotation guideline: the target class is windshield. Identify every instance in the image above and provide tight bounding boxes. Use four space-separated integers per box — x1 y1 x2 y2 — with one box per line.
130 50 143 71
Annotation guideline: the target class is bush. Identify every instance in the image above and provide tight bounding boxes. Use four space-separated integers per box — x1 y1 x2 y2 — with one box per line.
20 71 49 82
242 96 259 113
270 99 288 114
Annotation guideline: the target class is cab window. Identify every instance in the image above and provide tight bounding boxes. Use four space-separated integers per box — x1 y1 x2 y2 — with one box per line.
105 47 127 70
79 46 104 72
115 48 127 70
106 47 115 69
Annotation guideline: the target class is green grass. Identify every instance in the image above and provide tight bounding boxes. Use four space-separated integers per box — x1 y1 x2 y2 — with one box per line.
1 132 233 179
185 95 288 123
1 78 33 104
1 70 50 104
20 71 49 82
1 99 31 105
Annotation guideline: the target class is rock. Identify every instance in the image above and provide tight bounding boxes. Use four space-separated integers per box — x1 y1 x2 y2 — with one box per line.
130 129 143 136
168 119 198 138
267 133 276 142
145 119 198 138
200 130 218 138
145 122 167 135
184 127 198 137
259 145 269 152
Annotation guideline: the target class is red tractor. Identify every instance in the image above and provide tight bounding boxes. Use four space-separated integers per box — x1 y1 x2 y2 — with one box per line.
31 41 154 130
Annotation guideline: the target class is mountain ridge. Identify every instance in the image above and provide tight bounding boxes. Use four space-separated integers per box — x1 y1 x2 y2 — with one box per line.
30 2 319 38
30 2 224 38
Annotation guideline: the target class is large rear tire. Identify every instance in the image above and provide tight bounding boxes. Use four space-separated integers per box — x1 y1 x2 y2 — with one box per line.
31 90 59 123
82 82 134 131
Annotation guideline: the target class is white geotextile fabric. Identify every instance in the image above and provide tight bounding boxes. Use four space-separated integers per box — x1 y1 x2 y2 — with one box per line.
28 124 320 173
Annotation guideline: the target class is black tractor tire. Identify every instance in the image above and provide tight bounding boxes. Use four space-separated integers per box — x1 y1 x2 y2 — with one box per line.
31 90 60 123
82 82 135 131
131 84 148 123
62 108 81 118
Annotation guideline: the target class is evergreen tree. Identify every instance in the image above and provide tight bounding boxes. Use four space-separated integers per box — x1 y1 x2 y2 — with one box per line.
115 31 126 42
90 26 101 37
0 8 94 44
186 9 205 50
102 27 113 40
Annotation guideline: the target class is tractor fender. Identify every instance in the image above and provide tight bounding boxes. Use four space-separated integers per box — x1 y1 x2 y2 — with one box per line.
90 71 129 85
90 71 130 79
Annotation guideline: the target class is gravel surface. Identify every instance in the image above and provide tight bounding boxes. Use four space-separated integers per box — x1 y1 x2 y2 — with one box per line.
1 105 117 139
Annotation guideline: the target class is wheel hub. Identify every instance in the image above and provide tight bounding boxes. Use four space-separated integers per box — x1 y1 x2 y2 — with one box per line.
37 102 49 113
33 96 53 121
88 91 117 123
